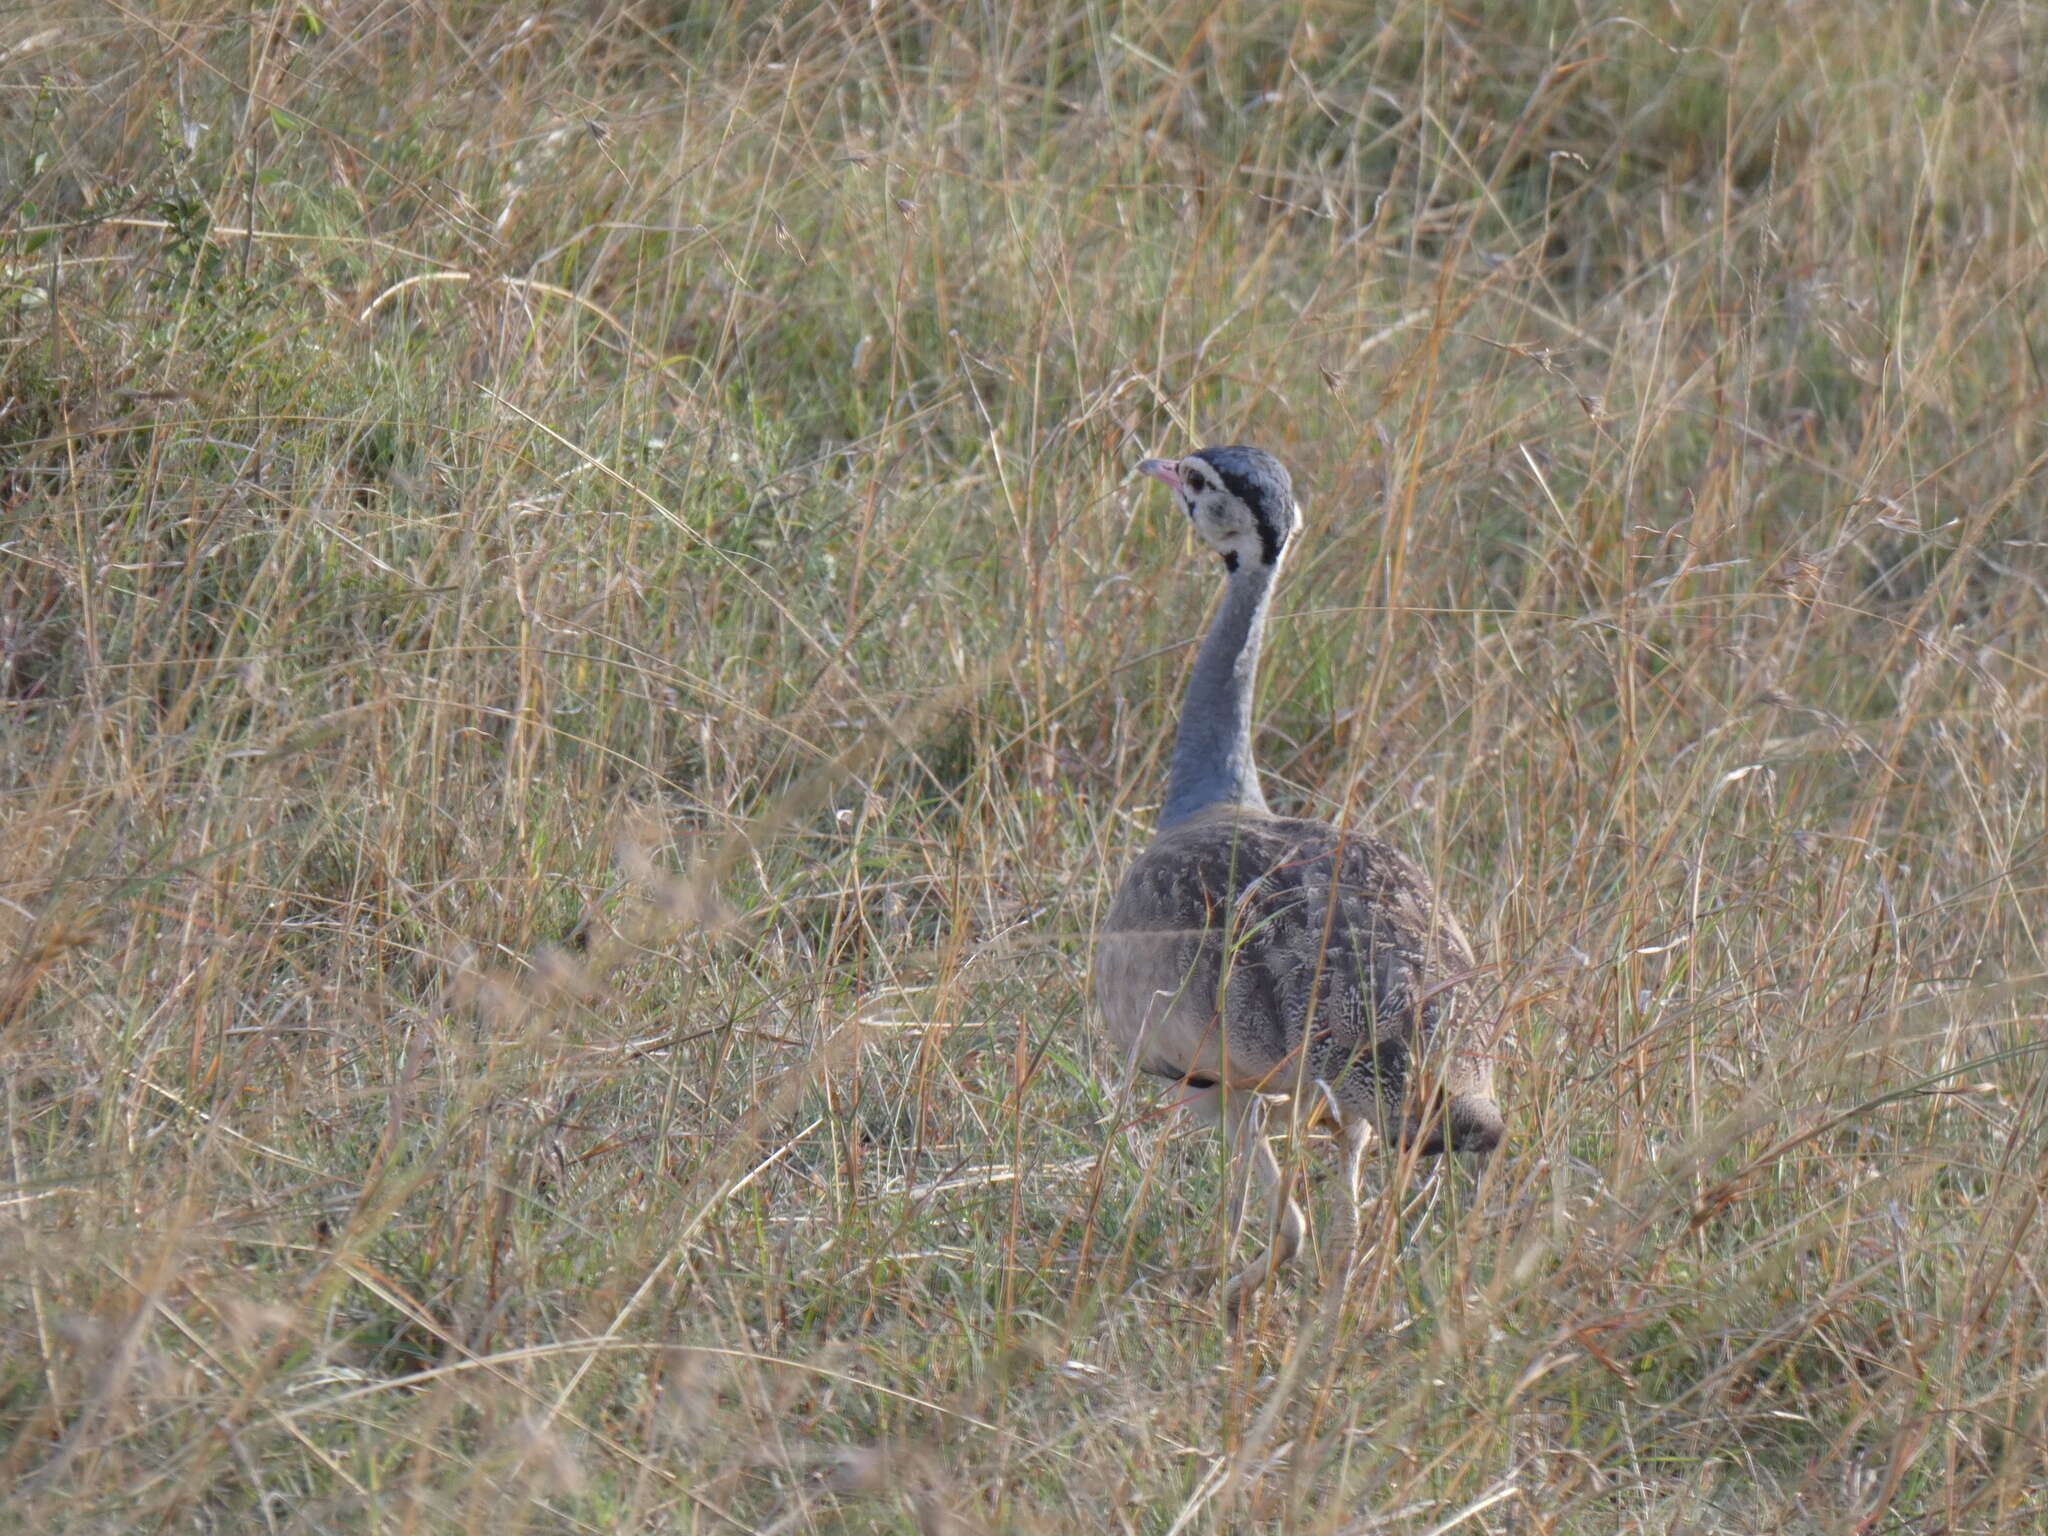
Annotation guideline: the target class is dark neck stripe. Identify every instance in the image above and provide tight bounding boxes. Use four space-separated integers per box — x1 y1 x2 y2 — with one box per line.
1199 457 1286 567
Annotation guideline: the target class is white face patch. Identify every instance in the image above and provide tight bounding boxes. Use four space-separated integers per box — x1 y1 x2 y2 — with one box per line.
1138 447 1300 570
1180 456 1292 567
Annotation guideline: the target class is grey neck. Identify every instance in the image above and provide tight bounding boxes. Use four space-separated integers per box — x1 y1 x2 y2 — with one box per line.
1160 557 1278 828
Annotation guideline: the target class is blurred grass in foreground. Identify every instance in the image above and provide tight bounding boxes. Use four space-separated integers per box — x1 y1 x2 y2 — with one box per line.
3 1 2046 1530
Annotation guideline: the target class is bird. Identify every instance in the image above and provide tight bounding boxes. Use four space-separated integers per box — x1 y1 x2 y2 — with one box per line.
1094 444 1504 1319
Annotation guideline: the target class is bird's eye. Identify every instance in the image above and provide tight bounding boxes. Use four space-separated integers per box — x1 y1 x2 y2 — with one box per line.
1185 469 1207 491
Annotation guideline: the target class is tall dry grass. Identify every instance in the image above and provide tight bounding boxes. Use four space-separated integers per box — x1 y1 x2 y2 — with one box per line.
3 2 2045 1530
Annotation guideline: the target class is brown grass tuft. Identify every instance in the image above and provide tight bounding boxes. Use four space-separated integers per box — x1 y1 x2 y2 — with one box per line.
3 1 2044 1529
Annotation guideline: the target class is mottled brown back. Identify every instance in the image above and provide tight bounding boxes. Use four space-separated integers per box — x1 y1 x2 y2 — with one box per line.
1096 805 1502 1152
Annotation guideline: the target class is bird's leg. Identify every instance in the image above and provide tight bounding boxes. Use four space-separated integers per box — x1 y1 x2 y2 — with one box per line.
1326 1116 1376 1289
1177 1084 1245 1289
1219 1094 1305 1325
1181 1084 1248 1237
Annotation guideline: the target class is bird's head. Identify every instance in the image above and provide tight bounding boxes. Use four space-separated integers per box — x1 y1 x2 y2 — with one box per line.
1136 445 1300 574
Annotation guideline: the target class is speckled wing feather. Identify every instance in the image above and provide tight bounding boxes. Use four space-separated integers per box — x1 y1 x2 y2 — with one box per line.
1096 805 1494 1144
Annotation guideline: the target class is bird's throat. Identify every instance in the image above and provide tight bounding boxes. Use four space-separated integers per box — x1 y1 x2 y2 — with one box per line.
1159 559 1278 828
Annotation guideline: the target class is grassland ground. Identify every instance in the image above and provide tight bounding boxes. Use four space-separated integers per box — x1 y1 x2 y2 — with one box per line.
3 2 2046 1530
